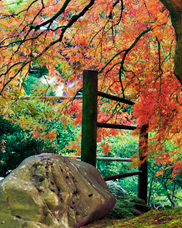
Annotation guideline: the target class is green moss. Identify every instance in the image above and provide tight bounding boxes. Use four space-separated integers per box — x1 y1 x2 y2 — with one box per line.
0 213 22 228
108 203 138 219
85 207 182 227
106 193 150 219
45 213 55 226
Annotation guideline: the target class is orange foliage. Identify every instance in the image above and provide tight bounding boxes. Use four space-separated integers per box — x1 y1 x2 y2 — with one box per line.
0 0 181 174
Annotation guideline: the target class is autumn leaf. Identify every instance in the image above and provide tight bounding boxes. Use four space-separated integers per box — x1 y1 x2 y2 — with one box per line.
0 0 181 174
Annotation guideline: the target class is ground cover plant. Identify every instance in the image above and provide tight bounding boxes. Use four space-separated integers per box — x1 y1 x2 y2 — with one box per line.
81 207 182 227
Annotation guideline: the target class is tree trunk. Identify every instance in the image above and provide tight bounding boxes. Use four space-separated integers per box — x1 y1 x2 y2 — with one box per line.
160 0 182 85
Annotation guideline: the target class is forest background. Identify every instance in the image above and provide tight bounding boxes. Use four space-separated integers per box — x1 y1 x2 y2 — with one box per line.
0 0 181 209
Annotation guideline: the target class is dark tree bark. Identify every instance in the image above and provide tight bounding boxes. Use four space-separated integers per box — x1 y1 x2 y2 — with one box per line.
160 0 182 84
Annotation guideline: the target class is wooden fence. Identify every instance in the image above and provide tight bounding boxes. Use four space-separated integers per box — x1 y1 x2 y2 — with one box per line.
81 70 148 203
18 69 148 203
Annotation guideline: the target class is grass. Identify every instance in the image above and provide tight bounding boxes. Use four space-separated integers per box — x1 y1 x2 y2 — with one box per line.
81 207 182 227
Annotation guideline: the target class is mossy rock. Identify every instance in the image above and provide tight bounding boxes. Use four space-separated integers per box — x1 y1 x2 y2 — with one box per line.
0 153 116 228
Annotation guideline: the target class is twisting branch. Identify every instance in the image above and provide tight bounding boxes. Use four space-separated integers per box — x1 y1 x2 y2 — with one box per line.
33 0 95 54
21 0 45 43
32 0 71 31
99 27 151 73
89 0 123 47
99 27 151 98
109 0 123 25
0 0 95 95
0 61 31 94
106 61 122 74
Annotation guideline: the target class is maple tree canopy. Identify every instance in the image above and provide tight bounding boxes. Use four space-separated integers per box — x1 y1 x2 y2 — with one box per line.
0 0 181 175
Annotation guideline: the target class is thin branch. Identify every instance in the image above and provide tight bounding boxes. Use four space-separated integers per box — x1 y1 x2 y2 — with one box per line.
23 0 45 40
0 0 95 94
32 0 71 31
106 61 122 74
0 61 31 94
99 27 151 73
118 64 125 98
0 30 46 49
109 0 123 25
156 37 163 96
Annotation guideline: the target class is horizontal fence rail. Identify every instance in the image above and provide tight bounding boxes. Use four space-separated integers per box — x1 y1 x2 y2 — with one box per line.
63 155 134 162
18 95 82 100
97 91 135 105
103 171 142 181
97 122 137 130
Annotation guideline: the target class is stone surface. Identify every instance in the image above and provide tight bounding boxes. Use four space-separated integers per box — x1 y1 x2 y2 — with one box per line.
0 153 116 228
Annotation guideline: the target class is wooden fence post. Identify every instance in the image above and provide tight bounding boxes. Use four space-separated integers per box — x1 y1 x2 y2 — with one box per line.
138 124 148 204
81 70 98 167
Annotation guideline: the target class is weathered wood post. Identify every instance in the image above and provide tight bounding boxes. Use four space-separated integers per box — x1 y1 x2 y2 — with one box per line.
138 124 148 204
81 70 98 167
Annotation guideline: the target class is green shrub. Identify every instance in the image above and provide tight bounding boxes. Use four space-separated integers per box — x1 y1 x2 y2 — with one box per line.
0 116 79 177
97 131 182 208
0 117 55 176
97 132 139 195
23 74 55 96
0 115 16 135
43 119 80 154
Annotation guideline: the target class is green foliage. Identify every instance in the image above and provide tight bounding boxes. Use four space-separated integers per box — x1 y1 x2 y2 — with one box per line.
4 0 23 12
0 116 55 177
42 119 80 153
0 116 16 135
23 74 55 96
96 131 182 207
148 160 182 208
55 63 73 80
97 132 139 195
0 115 79 177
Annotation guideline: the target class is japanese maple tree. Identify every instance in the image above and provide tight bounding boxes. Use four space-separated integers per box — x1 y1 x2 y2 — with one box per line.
0 0 181 174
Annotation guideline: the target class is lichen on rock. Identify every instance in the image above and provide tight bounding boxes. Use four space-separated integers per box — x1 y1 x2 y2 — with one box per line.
0 153 116 228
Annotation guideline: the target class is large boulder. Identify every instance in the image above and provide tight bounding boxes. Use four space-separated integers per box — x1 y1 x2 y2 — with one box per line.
0 153 116 228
